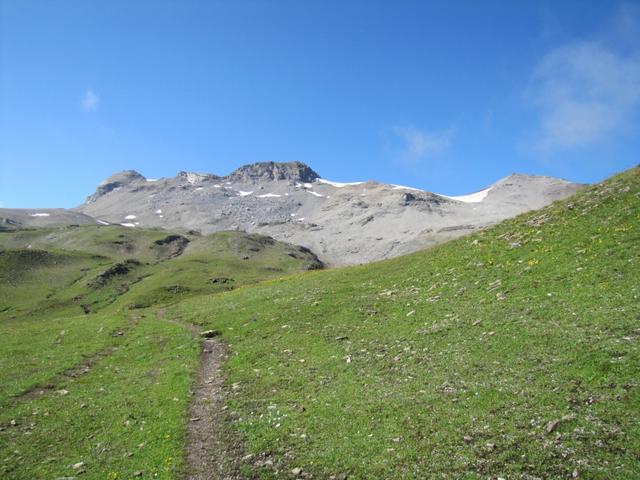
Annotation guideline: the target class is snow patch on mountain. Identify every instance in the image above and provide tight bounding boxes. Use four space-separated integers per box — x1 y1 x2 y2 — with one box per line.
440 187 492 203
392 184 423 192
317 179 364 188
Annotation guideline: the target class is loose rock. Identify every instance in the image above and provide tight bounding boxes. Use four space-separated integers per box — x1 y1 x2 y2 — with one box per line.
546 419 560 433
200 330 221 338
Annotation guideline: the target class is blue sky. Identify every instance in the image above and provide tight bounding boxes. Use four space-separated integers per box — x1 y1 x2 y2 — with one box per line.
1 0 639 208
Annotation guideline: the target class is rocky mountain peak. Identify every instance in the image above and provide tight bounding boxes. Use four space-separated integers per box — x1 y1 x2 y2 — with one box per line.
100 170 145 185
227 161 320 183
492 173 575 189
88 170 146 203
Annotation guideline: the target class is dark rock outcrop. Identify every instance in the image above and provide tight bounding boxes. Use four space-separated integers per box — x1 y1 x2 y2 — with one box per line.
228 161 320 183
88 259 142 288
153 234 190 258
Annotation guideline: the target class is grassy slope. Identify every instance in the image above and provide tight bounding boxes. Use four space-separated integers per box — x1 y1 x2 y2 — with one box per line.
1 167 638 479
170 166 640 478
2 313 197 479
0 227 321 317
0 225 180 261
0 228 320 479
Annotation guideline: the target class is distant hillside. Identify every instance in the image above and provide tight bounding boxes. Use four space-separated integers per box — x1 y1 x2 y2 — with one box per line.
0 226 322 318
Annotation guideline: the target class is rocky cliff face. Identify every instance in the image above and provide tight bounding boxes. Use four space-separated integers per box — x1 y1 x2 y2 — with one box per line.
227 161 320 183
70 162 582 265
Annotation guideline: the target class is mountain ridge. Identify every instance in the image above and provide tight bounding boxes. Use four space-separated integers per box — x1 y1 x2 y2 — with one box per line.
87 162 575 199
1 161 583 265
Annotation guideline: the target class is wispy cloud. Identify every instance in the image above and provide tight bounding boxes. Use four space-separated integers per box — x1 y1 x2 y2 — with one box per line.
387 125 455 163
81 89 99 112
526 8 640 152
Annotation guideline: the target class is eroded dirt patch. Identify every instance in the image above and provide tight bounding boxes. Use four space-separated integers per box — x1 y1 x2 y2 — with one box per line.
88 259 142 288
153 234 190 259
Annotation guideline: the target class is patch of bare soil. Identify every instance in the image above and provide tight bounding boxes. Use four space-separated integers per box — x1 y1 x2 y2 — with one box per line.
153 234 190 258
88 259 142 288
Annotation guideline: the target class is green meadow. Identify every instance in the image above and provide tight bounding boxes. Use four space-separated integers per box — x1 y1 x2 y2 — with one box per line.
1 166 639 479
